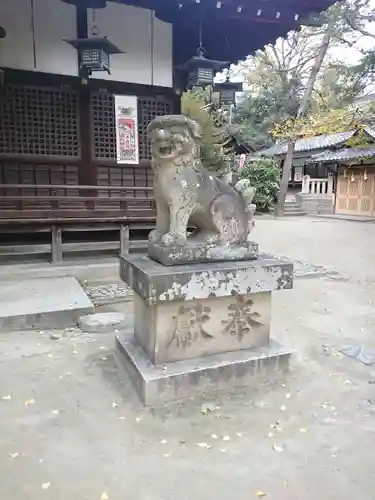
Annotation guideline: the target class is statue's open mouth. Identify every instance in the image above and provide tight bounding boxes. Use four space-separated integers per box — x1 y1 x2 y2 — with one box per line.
157 145 173 157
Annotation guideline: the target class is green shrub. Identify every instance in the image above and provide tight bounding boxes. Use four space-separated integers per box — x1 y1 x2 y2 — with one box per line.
238 157 280 212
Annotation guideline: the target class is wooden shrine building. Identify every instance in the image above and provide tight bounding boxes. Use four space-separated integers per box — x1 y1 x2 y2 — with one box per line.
0 0 334 260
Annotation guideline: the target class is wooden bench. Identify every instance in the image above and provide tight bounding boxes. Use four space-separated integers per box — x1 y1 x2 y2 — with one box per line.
0 183 156 263
0 221 155 263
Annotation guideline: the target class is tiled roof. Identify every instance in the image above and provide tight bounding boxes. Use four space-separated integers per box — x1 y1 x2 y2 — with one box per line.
308 147 375 164
257 131 356 156
256 126 375 156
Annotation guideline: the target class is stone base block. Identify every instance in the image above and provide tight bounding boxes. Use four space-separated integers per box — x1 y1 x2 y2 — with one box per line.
134 291 272 364
148 239 259 266
116 334 292 405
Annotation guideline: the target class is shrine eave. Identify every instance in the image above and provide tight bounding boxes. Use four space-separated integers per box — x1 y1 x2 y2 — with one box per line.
63 0 336 65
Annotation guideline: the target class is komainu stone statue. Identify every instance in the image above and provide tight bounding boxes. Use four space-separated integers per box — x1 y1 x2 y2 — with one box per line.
147 115 258 265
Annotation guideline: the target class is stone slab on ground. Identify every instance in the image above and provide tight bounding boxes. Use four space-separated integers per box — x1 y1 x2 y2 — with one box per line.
0 277 94 331
78 312 128 333
116 333 292 405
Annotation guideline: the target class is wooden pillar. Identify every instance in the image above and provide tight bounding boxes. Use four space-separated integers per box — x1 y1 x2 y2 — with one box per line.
76 4 96 197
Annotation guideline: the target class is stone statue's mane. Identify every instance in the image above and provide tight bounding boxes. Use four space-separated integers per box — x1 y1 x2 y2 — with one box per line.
149 115 203 171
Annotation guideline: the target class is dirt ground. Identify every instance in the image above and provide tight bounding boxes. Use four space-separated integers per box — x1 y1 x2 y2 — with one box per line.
1 217 375 500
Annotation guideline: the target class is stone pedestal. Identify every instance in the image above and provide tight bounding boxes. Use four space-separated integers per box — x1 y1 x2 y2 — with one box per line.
117 254 293 405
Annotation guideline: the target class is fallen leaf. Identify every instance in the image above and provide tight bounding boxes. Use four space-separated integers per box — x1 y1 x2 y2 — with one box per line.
135 417 142 423
51 409 59 415
160 439 167 444
112 402 119 408
200 402 216 415
2 394 12 401
222 435 231 441
41 482 51 490
256 492 267 497
236 432 243 437
100 357 108 361
220 448 227 453
272 444 284 453
268 432 274 438
196 442 211 449
72 350 78 355
162 453 171 458
100 492 109 500
211 434 218 439
118 416 125 421
9 452 19 459
39 458 44 463
300 427 308 433
280 405 287 412
24 398 35 407
99 346 106 350
285 393 291 399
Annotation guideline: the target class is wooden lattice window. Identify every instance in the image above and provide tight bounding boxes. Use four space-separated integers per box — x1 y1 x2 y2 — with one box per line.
138 97 172 160
91 92 172 161
0 85 80 158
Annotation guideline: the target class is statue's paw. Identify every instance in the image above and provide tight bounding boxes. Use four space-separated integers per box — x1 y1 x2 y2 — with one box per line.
161 232 185 246
148 229 163 243
206 234 221 244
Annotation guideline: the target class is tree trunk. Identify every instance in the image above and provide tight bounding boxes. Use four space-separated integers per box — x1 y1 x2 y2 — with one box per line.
275 28 332 217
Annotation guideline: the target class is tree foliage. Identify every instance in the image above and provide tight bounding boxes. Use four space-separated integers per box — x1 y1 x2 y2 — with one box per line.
228 0 375 150
238 157 280 212
181 88 231 174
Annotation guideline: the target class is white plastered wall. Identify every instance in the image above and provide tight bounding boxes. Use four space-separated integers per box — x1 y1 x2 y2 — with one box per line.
0 0 172 86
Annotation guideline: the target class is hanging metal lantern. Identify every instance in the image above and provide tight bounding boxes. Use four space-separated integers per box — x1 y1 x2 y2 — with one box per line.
179 47 228 89
214 77 243 106
63 36 123 76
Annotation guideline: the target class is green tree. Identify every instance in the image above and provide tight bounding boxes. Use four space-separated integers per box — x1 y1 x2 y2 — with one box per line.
238 157 280 212
229 0 375 152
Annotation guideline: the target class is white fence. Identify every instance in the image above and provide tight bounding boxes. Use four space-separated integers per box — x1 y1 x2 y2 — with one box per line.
301 175 334 195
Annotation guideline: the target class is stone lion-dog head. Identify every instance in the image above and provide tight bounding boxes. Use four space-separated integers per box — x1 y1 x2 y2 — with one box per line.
148 115 202 165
